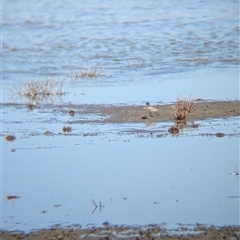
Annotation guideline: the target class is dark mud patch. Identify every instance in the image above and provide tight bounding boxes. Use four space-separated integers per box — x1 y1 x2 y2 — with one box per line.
1 225 240 240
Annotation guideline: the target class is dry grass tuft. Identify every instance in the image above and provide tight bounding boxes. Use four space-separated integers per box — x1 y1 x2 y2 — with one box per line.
5 134 16 141
16 77 65 102
172 95 195 121
71 66 101 78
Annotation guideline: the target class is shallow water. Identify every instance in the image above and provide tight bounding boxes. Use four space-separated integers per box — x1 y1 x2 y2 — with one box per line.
2 112 240 232
1 0 240 233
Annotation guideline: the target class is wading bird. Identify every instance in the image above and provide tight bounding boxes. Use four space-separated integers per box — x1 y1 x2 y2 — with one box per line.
144 102 159 117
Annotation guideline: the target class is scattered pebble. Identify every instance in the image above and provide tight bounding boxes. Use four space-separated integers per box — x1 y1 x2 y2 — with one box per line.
191 123 199 128
83 132 98 137
216 132 225 137
5 134 16 141
44 130 52 135
168 126 179 134
69 109 75 116
62 126 71 132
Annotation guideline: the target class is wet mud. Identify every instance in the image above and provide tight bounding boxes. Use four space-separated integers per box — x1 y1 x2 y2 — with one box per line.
1 225 240 240
2 100 240 124
99 100 240 123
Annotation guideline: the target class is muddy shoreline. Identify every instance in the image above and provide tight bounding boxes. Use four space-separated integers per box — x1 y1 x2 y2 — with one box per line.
1 225 240 240
2 100 239 239
2 100 240 124
98 100 240 123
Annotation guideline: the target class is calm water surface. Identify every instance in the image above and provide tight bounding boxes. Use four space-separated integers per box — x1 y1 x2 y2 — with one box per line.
2 116 240 232
1 0 240 233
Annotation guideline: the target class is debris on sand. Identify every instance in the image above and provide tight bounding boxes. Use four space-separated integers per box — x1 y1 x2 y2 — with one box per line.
215 132 225 137
5 134 16 141
168 126 180 134
6 195 20 200
62 126 72 132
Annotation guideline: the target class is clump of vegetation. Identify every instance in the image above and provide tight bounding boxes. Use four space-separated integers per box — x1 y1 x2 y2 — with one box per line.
71 66 102 78
62 126 71 132
172 95 195 121
16 77 65 102
5 134 16 141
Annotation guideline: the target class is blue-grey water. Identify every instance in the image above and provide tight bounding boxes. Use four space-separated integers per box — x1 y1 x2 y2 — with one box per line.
2 0 239 104
1 0 240 233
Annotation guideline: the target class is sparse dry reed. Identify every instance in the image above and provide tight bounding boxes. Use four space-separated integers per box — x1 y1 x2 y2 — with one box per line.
172 95 195 121
127 60 152 68
71 66 101 78
182 58 208 67
16 77 65 102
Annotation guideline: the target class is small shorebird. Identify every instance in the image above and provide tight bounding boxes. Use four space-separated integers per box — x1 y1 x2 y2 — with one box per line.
144 102 159 117
229 166 239 178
